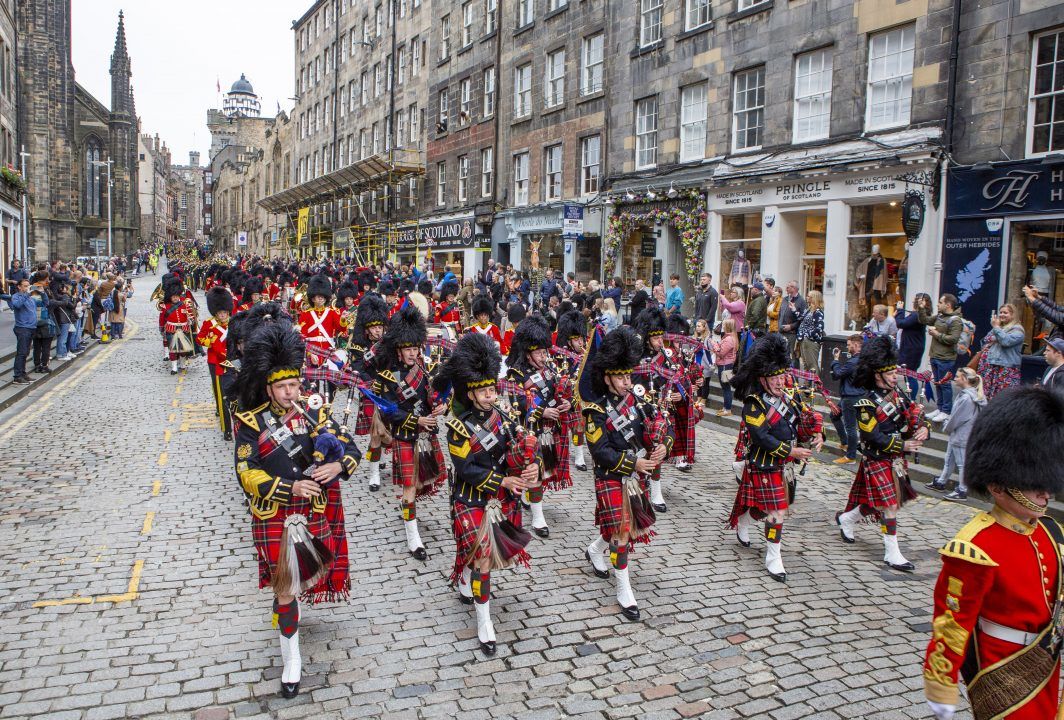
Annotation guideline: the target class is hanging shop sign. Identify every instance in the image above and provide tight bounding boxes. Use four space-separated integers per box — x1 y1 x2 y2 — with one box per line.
902 190 925 245
396 214 483 251
562 204 584 238
948 159 1064 218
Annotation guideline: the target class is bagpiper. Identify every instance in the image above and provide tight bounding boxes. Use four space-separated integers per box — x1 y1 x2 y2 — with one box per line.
835 335 929 572
158 274 195 375
373 306 448 560
506 315 571 538
231 322 361 699
555 309 589 472
438 333 539 656
467 295 503 350
579 326 673 620
348 292 391 491
197 286 235 440
727 334 823 582
923 386 1064 720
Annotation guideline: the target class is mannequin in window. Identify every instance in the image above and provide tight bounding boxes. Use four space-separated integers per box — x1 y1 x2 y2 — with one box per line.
1030 250 1055 297
855 244 887 310
729 249 752 288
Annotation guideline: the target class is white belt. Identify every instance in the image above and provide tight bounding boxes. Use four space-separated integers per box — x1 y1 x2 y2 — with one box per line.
977 617 1040 646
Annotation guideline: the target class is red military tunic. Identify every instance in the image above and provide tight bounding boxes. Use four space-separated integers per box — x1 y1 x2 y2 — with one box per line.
467 321 503 349
196 317 229 373
299 307 344 361
435 301 462 329
923 505 1062 719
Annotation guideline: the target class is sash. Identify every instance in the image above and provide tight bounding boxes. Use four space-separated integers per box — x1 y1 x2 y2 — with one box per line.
396 363 427 404
762 392 799 430
605 394 640 447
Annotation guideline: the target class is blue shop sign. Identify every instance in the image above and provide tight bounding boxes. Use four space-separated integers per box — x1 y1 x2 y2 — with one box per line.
948 159 1064 218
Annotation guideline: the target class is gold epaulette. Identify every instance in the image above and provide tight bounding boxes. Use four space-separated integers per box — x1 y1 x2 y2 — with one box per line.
446 417 470 439
234 402 268 432
855 398 876 410
378 369 397 384
582 400 604 414
939 513 998 567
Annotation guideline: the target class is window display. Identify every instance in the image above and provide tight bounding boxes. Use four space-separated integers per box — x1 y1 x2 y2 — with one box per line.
521 233 563 275
621 225 655 289
846 203 906 329
719 212 762 290
1006 219 1064 350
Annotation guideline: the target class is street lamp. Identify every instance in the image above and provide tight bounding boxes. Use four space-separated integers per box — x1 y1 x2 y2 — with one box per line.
89 158 114 260
19 146 29 264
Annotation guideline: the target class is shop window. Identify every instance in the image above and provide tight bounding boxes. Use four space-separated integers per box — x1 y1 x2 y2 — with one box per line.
621 224 656 289
1006 220 1064 346
719 212 761 292
1029 29 1064 156
522 233 564 275
846 203 906 329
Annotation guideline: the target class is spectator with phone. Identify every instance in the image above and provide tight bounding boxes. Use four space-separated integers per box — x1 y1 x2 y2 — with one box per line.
829 334 865 464
895 294 930 399
975 303 1025 400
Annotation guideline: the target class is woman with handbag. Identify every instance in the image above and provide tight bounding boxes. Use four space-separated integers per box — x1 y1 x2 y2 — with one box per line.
976 303 1025 400
795 290 825 376
710 319 739 416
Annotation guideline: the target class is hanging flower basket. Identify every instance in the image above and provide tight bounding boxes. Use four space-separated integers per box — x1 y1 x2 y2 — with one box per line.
0 165 26 193
604 189 707 283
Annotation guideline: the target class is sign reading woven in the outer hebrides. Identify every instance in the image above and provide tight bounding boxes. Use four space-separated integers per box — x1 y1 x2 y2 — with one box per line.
939 217 1003 345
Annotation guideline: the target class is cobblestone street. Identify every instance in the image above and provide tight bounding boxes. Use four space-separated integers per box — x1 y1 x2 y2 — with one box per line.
0 272 979 720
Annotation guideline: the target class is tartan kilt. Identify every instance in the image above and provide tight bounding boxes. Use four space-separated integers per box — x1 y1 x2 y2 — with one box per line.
595 476 654 548
728 466 788 527
542 423 572 491
449 497 527 584
844 457 915 513
560 408 584 445
353 396 375 436
669 401 698 464
391 436 447 497
250 485 350 604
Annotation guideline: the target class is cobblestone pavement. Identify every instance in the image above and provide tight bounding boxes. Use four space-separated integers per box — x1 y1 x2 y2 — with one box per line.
0 271 982 720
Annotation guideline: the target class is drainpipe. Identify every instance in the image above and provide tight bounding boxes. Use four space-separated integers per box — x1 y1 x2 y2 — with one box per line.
943 0 962 155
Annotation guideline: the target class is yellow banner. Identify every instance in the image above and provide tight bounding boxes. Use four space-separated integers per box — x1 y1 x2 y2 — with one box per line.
297 207 309 243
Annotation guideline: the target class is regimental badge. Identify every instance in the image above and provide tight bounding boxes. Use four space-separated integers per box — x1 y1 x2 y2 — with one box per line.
237 444 253 460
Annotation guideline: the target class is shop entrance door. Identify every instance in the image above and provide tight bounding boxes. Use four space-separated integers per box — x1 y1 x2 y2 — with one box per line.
802 257 825 294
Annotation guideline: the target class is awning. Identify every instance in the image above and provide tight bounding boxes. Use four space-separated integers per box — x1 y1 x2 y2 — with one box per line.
257 148 425 215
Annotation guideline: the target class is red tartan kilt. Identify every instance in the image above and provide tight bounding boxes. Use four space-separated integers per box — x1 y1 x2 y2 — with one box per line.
391 436 447 497
353 396 375 435
250 485 350 604
728 467 788 527
541 424 571 491
560 410 584 444
669 401 697 463
595 476 654 545
449 497 524 583
845 458 910 511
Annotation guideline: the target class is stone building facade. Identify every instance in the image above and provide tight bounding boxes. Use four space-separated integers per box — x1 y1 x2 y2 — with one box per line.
17 5 139 261
137 133 171 246
171 152 206 243
0 0 21 268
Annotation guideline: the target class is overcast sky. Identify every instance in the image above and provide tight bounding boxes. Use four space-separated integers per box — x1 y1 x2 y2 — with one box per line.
72 1 299 167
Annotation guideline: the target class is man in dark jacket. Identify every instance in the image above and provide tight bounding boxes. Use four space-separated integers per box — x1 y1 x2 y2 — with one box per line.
895 295 929 398
746 282 768 335
1023 284 1064 345
628 279 649 324
694 273 718 326
538 268 558 307
829 334 864 463
777 281 806 354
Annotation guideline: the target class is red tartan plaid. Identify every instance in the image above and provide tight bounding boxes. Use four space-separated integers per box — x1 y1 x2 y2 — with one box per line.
669 400 697 464
844 458 914 513
728 467 788 527
797 406 824 441
391 436 447 497
561 408 584 445
449 497 526 584
353 396 375 436
595 477 654 548
542 424 572 491
249 485 350 604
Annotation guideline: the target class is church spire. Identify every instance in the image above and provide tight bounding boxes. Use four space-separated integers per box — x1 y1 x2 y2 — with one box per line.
110 10 132 116
110 10 128 74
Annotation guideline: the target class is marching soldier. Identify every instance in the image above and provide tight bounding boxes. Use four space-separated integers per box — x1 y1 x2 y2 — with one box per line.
923 386 1064 720
158 274 195 375
580 326 673 621
467 295 503 349
197 286 235 440
348 292 391 491
727 334 824 582
835 335 929 572
555 309 589 472
435 282 462 329
335 280 359 343
298 274 343 363
438 333 539 656
231 322 361 699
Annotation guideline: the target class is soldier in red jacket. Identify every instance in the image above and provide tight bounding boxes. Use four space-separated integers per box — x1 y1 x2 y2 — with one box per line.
197 287 234 440
923 386 1064 720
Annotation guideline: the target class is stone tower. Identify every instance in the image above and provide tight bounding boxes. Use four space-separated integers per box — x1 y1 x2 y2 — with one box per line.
109 10 136 235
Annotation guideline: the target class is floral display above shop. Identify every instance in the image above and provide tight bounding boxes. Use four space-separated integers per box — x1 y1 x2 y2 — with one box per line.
604 189 707 282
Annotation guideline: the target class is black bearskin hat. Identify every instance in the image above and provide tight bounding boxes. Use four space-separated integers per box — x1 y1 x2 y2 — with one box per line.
336 280 359 305
471 295 494 320
854 335 899 391
634 307 667 343
358 269 376 292
590 326 642 396
508 315 551 369
440 281 459 300
242 275 265 302
728 333 791 399
162 275 185 301
351 292 389 347
379 280 396 298
307 273 333 302
381 305 427 358
507 303 526 326
556 310 586 347
965 386 1064 496
242 301 293 337
225 311 246 361
417 279 434 296
235 323 305 411
667 313 691 336
206 286 234 316
433 332 501 415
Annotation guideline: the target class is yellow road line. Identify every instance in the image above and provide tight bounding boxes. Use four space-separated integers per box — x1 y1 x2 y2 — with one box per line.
163 429 171 443
141 512 155 535
151 480 161 496
157 452 168 466
171 399 178 408
168 413 176 423
32 560 144 608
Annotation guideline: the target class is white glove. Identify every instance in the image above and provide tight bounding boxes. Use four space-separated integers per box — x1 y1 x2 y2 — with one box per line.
926 701 955 720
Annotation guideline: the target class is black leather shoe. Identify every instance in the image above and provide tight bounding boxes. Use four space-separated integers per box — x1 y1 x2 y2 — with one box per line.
479 640 496 657
533 526 549 539
369 483 380 492
575 463 587 472
224 431 232 442
886 560 916 573
736 532 751 549
412 546 428 561
280 681 300 698
458 594 474 606
768 570 787 583
677 464 692 473
835 513 855 545
585 549 609 579
619 604 640 621
652 503 667 513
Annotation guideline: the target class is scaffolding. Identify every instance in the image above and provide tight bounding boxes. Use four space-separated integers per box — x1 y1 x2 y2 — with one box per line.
258 148 424 264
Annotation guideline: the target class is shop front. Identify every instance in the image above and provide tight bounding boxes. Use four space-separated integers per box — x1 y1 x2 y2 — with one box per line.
395 213 487 280
495 205 602 280
944 158 1064 350
706 164 941 333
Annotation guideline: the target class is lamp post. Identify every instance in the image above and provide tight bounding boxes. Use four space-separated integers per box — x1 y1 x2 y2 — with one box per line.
89 159 114 261
19 146 29 264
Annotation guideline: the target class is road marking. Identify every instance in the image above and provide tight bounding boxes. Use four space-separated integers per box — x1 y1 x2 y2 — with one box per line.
168 413 176 423
171 399 178 408
32 560 144 608
157 452 168 466
152 480 161 496
163 429 171 443
174 386 182 396
141 512 155 535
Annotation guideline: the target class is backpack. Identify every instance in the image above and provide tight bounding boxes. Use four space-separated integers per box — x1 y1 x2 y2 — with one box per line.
102 293 115 312
957 317 975 355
